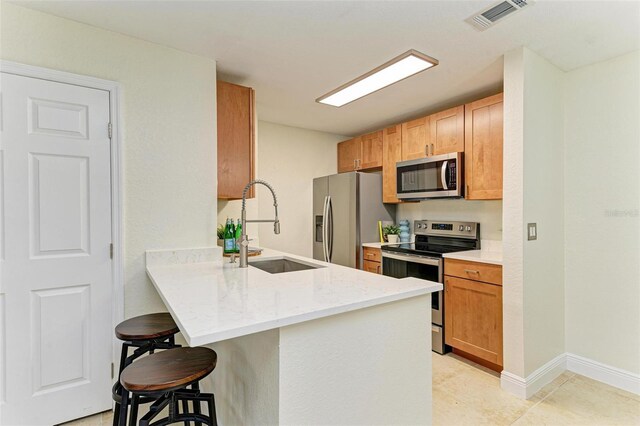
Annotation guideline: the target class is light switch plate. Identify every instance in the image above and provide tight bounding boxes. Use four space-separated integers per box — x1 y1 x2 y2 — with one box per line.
527 223 537 241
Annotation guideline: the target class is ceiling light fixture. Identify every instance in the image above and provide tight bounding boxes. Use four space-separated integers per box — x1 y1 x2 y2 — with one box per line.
316 49 439 107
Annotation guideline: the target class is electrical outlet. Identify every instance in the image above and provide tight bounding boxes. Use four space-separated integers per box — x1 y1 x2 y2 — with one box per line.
527 223 537 241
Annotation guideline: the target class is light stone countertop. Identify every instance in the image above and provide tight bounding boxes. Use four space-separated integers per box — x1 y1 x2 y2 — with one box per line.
443 241 503 265
442 250 503 265
362 242 392 248
146 247 441 346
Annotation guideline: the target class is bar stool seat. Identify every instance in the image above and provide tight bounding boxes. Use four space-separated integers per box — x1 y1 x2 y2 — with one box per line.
121 347 216 392
113 313 181 426
115 312 180 341
121 347 218 426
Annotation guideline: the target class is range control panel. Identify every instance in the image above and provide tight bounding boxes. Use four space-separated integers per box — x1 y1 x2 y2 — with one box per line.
414 220 480 239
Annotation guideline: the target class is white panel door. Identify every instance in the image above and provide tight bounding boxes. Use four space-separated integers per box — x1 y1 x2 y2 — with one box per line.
0 73 112 425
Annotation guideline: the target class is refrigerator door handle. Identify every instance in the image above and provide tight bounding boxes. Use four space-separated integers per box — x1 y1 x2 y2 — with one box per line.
322 196 329 262
327 195 334 262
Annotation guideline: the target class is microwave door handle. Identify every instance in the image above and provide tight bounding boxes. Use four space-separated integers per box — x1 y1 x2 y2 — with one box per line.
441 160 449 190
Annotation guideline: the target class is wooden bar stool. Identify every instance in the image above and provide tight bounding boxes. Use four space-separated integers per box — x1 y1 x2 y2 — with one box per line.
113 313 181 426
120 347 218 426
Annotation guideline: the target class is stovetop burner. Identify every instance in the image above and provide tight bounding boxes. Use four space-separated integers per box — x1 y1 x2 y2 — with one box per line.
380 220 481 258
381 242 467 258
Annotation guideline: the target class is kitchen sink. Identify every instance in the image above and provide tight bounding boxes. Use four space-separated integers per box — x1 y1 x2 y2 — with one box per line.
249 257 324 274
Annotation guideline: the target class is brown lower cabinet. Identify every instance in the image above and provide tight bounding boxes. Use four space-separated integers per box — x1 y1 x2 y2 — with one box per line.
444 259 503 370
362 247 382 274
363 260 381 274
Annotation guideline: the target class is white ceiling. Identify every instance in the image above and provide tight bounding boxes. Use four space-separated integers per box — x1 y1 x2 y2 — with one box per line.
16 0 640 136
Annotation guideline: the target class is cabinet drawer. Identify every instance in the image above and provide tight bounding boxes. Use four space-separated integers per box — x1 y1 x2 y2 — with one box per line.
444 258 502 286
363 247 382 263
363 260 382 274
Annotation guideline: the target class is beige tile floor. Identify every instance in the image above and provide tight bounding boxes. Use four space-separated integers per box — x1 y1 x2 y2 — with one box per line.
63 353 640 426
433 353 640 426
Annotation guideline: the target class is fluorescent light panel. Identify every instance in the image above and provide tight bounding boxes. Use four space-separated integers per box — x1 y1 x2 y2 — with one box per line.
317 50 438 107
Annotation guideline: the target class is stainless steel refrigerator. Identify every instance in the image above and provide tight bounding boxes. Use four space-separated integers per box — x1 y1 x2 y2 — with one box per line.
313 172 396 269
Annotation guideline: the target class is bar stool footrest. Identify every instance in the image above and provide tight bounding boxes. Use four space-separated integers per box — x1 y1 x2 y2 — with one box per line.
138 389 217 426
112 382 160 405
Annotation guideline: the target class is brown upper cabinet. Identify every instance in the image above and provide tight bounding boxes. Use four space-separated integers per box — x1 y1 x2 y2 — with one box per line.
401 116 431 160
217 81 255 199
359 130 383 170
339 92 503 203
382 125 402 203
400 106 463 161
431 105 465 155
337 137 362 173
337 131 382 173
465 93 503 200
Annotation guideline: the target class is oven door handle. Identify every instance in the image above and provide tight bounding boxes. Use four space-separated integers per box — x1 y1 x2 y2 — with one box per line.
381 252 442 267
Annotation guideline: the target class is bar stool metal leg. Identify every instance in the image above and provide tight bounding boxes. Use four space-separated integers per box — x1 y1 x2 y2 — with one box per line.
128 393 140 426
208 393 217 426
118 389 129 426
181 397 191 426
192 382 201 424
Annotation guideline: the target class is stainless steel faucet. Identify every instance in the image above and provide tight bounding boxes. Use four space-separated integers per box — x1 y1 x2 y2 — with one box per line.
239 180 280 268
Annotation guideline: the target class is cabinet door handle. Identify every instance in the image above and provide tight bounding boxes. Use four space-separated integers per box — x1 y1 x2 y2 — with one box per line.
376 265 381 274
431 144 434 155
425 145 429 156
464 269 480 275
353 159 357 170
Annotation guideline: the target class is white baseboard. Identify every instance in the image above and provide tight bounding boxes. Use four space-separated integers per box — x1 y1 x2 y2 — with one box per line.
501 353 566 399
525 353 567 398
501 353 640 399
500 371 527 399
566 353 640 395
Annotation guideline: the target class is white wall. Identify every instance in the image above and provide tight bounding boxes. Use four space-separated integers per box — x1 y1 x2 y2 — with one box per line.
502 48 527 379
396 200 503 241
256 122 345 257
206 329 280 425
502 47 566 379
1 4 218 318
217 121 345 258
504 47 640 385
564 51 640 375
279 295 432 425
521 49 565 376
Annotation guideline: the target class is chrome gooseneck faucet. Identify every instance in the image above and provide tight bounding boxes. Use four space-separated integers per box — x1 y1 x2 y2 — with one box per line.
239 180 280 268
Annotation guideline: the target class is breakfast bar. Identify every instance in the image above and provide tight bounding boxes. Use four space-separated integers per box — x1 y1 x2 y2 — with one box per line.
146 247 442 425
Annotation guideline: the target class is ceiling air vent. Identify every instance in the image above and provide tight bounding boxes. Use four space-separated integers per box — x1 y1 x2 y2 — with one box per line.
466 0 532 31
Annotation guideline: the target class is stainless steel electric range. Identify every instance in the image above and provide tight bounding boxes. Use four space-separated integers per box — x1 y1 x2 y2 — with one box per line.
381 220 480 354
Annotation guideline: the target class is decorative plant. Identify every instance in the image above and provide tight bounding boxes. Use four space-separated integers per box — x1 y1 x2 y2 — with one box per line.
217 224 225 240
383 225 400 235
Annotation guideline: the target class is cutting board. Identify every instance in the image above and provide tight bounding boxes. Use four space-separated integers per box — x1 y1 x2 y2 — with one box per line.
223 248 263 257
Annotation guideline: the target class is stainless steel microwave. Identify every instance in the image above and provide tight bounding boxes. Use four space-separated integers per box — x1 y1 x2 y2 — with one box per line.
396 152 463 199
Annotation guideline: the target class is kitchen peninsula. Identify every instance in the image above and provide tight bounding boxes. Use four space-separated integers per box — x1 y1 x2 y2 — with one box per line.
146 247 441 425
